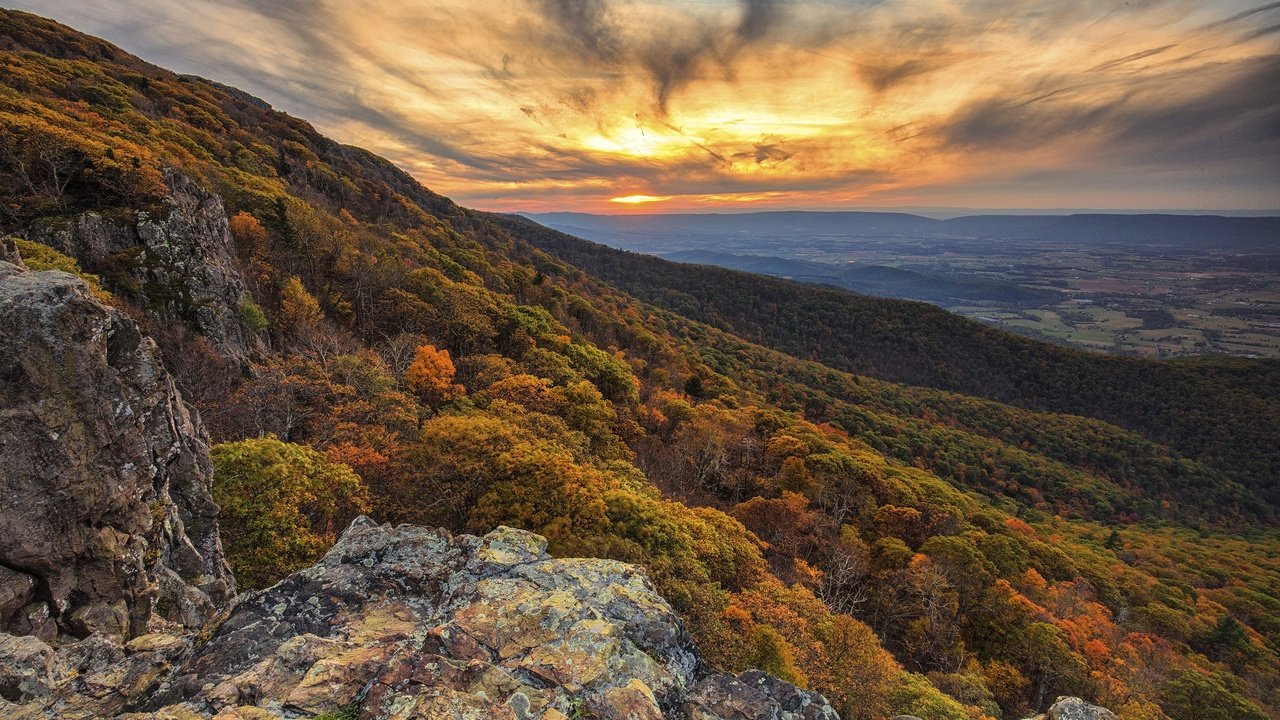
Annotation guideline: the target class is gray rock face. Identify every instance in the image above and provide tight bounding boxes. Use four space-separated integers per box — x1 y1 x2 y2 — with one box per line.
142 519 837 719
0 634 54 703
2 520 841 719
24 171 258 365
1046 696 1118 720
0 263 234 643
1023 696 1118 720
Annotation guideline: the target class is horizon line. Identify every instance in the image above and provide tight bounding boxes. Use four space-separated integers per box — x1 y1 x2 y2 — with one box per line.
511 207 1280 220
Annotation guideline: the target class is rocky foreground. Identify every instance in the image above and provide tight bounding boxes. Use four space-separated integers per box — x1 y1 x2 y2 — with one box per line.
1 518 840 719
0 254 837 718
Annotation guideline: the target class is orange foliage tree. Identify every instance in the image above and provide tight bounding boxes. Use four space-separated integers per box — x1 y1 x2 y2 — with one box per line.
405 343 464 407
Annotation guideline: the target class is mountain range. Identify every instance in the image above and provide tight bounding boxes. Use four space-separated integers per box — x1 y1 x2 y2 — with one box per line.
528 211 1280 250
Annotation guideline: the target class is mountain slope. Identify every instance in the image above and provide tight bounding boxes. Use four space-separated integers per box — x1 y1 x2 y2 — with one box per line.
2 10 1277 720
497 215 1280 510
0 259 832 718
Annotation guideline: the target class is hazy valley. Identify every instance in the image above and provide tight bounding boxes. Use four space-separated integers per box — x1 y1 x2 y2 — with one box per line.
531 212 1280 358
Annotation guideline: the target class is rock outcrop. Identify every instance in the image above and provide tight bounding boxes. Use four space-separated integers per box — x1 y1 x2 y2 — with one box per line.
1023 696 1118 720
24 171 259 365
0 262 233 643
3 520 838 719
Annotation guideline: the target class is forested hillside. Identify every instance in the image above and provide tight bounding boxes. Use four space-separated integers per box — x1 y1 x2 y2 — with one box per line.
2 10 1277 720
500 216 1280 511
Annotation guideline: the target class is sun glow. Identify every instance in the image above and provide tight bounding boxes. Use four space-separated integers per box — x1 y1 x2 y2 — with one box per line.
609 195 671 205
39 0 1277 213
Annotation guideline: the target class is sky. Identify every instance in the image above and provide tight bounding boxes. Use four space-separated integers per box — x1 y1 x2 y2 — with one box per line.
11 0 1280 213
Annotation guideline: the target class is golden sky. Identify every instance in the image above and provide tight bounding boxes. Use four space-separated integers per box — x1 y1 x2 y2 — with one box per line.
16 0 1280 212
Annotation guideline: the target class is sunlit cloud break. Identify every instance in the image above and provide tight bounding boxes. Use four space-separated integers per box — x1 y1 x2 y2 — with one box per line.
15 0 1280 212
610 195 672 205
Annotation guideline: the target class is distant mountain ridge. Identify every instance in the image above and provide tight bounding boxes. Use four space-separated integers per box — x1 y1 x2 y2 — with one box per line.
660 249 1061 305
529 210 1280 249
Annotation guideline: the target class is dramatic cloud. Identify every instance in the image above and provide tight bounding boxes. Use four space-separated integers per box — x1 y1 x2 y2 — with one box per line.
12 0 1280 211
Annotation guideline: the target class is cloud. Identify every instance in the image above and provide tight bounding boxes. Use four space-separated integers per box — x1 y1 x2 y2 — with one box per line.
858 57 951 92
1087 45 1178 73
527 0 793 114
535 0 622 62
9 0 1280 211
937 53 1280 164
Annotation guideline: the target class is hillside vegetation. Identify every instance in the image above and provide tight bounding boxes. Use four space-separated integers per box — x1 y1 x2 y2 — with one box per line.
2 10 1277 720
501 215 1280 512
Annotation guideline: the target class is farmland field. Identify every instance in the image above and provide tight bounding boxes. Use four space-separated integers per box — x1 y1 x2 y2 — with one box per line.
532 212 1280 358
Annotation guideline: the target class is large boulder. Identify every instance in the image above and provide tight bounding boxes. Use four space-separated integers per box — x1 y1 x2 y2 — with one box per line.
141 519 836 719
24 171 259 366
3 520 840 719
1023 696 1118 720
0 262 233 643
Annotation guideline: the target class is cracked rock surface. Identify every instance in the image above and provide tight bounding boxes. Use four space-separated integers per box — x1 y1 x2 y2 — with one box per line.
0 261 233 644
138 519 837 719
1 520 839 719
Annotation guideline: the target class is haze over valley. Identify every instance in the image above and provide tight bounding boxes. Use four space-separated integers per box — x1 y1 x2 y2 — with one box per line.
532 211 1280 358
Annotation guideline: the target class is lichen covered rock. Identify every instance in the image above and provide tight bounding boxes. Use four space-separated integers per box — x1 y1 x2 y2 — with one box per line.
0 633 55 703
0 262 233 642
24 171 259 365
4 519 839 719
1023 696 1118 720
135 519 836 719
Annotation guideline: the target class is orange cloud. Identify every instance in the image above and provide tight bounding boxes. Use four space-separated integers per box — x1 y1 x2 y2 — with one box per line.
14 0 1280 211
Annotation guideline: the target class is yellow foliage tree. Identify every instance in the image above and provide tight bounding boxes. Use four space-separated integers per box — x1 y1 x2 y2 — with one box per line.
211 436 369 589
278 276 323 339
228 211 269 257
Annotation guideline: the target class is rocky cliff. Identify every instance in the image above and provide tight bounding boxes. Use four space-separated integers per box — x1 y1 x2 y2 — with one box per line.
23 171 259 366
0 258 233 642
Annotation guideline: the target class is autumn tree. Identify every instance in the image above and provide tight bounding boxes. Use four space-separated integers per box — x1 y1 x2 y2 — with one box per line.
228 210 269 258
821 526 872 616
749 625 808 687
278 276 323 343
1161 669 1268 720
212 436 369 588
732 491 824 563
816 615 901 720
405 343 463 407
